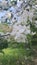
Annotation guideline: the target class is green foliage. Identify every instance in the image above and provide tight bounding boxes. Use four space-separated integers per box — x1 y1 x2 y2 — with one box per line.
0 38 8 51
9 40 25 48
0 48 34 65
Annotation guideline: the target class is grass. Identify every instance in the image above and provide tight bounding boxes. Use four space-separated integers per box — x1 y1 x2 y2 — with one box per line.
0 48 27 65
0 47 36 65
0 46 37 65
3 48 26 56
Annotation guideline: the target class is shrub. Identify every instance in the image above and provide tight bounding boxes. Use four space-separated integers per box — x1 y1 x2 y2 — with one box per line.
0 38 8 53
